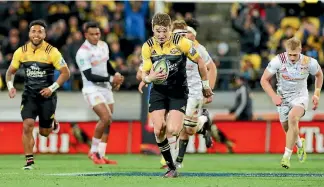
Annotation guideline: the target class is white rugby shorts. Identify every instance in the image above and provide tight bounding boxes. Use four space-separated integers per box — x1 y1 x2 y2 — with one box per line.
185 97 203 118
83 87 114 107
277 96 308 122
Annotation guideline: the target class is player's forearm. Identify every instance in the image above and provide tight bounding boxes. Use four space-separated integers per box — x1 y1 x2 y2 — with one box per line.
5 66 17 89
314 73 323 98
49 67 70 92
56 67 70 86
136 70 143 81
142 71 151 84
260 78 277 98
207 62 217 89
197 58 208 81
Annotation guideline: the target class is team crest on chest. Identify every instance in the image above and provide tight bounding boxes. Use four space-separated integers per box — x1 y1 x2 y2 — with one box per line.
170 48 180 54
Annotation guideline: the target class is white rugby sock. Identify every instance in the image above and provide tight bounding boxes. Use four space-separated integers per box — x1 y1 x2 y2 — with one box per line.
283 147 292 159
168 136 177 161
296 136 303 148
98 142 107 157
90 137 101 153
197 116 208 132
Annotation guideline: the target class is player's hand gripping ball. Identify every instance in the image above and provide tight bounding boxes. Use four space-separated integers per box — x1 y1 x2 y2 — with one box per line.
152 58 169 84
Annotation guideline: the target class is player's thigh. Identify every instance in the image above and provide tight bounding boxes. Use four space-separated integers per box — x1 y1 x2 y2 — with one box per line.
99 89 114 114
83 91 106 108
184 97 203 128
291 96 309 111
288 106 305 123
21 95 38 121
151 109 167 135
167 110 185 135
277 105 291 123
38 96 57 129
100 89 115 107
149 88 167 113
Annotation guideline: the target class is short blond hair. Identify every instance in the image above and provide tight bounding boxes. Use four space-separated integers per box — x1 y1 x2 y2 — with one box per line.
172 20 187 31
285 37 301 50
152 13 171 28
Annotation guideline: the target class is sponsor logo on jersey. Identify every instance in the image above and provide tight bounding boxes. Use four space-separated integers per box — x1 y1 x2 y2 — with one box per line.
26 63 46 78
301 56 310 65
170 48 180 54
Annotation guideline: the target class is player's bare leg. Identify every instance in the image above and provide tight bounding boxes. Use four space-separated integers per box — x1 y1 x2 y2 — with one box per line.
152 109 178 177
281 106 305 169
98 104 117 164
210 125 234 153
22 119 35 170
281 120 306 163
89 103 112 164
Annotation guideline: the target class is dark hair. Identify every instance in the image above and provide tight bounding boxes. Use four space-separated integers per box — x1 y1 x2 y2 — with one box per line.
83 21 100 32
186 18 199 30
29 20 47 30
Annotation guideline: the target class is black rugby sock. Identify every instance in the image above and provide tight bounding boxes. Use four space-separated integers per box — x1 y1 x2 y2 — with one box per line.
157 138 176 170
25 155 34 165
176 139 189 163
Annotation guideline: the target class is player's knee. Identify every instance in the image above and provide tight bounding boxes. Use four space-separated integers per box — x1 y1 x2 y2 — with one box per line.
100 114 112 126
167 124 182 136
288 114 299 125
23 122 34 134
154 122 166 138
39 129 51 137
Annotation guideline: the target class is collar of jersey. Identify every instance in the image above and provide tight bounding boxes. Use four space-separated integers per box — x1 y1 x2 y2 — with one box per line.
85 40 98 48
153 35 172 46
27 41 48 51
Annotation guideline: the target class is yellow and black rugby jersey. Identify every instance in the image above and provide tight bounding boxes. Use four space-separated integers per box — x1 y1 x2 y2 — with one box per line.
11 41 67 95
141 33 200 87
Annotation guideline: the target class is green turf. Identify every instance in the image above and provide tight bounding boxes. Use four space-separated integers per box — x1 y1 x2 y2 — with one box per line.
0 154 323 187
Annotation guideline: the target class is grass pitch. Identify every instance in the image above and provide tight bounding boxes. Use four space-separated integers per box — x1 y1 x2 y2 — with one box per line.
0 154 323 187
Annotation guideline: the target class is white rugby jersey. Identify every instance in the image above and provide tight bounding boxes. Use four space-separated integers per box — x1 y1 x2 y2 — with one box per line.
75 40 111 92
266 52 320 100
186 41 212 99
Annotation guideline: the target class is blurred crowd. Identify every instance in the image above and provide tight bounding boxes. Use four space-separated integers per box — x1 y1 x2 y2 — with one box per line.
3 1 321 92
231 2 324 89
0 1 196 91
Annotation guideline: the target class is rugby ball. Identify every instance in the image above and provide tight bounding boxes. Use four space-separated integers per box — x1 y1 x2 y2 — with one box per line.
152 58 169 84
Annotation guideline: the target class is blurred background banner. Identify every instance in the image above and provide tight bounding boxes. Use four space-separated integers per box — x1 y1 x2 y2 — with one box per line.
0 0 324 154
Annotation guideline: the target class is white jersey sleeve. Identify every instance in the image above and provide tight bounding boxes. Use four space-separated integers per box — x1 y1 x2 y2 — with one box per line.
309 58 321 75
266 56 281 75
75 48 91 71
197 45 211 65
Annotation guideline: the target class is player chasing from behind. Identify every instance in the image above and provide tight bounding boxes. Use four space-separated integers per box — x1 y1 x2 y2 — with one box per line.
260 37 323 169
5 20 71 170
170 19 217 169
76 22 124 165
141 13 213 177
